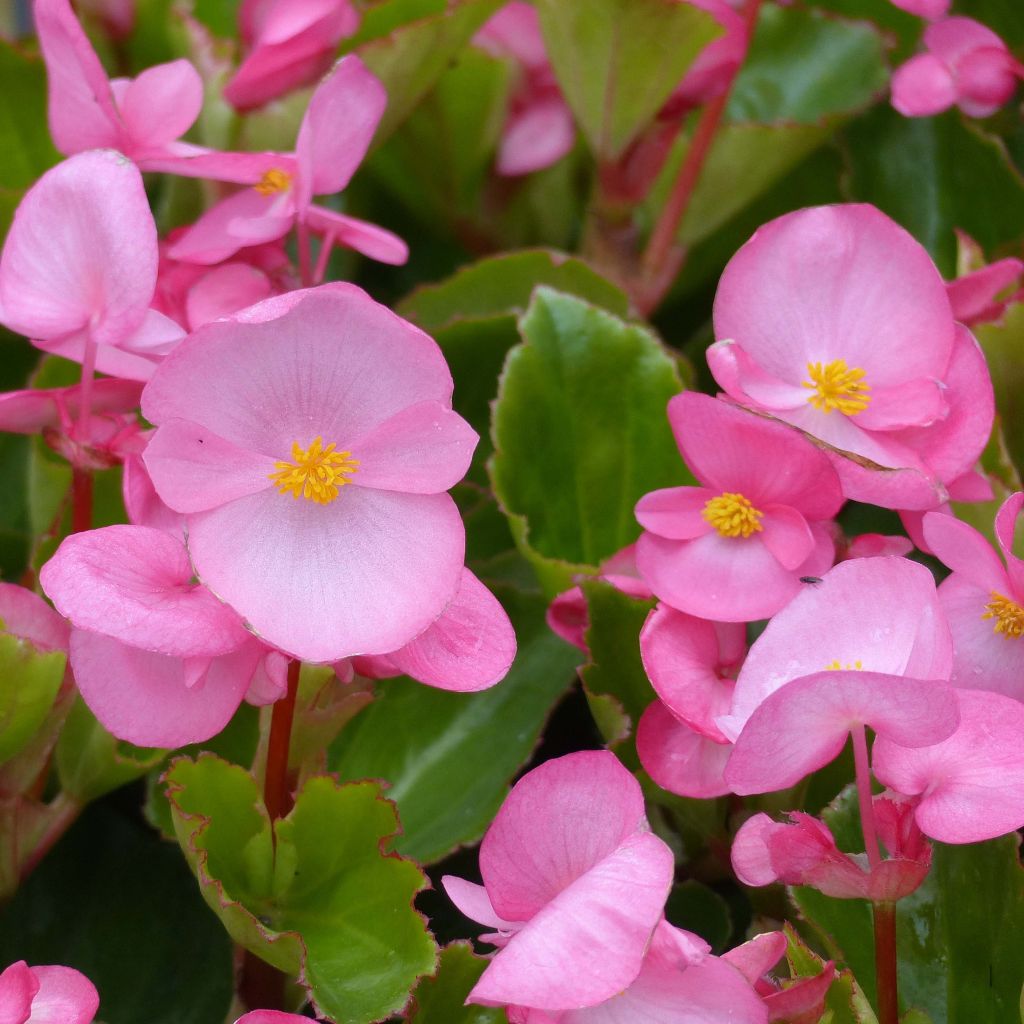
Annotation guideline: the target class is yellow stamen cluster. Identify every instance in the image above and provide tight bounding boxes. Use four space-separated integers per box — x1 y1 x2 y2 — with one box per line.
803 359 871 415
254 168 293 196
702 492 763 538
982 591 1024 639
825 659 863 670
268 436 358 505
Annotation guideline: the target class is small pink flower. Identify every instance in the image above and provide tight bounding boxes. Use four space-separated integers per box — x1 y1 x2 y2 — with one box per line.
224 0 360 111
634 392 841 621
0 960 98 1024
892 17 1022 119
170 56 407 268
141 285 478 664
442 751 675 1013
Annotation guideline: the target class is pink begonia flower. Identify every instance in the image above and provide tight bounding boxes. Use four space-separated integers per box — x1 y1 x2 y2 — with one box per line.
892 18 1023 119
732 801 930 902
874 688 1024 843
546 545 650 652
921 494 1024 700
634 392 841 621
224 0 360 111
474 2 576 177
169 56 407 268
442 751 675 1012
635 604 744 798
0 151 183 382
141 285 478 664
707 204 994 511
506 921 769 1024
40 525 287 745
946 257 1023 326
886 0 948 18
0 960 99 1024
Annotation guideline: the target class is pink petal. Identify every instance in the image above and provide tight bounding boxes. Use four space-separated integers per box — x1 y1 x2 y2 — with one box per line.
234 1013 315 1024
722 932 787 985
140 148 296 185
122 451 186 537
946 258 1023 325
844 533 914 559
759 505 814 571
257 0 355 45
956 46 1018 117
922 510 1009 594
69 629 259 747
142 418 278 513
854 377 945 431
634 486 716 541
303 206 409 265
0 583 70 653
725 670 960 794
243 649 289 706
480 750 647 921
924 16 1007 68
471 831 674 1010
724 556 952 740
993 491 1024 596
891 54 957 117
118 59 203 151
947 469 993 503
185 263 274 330
762 965 836 1024
348 402 478 493
496 98 576 177
295 55 386 206
636 700 733 798
25 966 99 1024
874 688 1024 842
34 0 121 154
386 570 515 691
0 961 39 1024
185 488 465 662
546 585 589 651
225 35 337 112
475 3 549 70
0 151 156 346
705 340 809 412
40 525 251 657
887 0 949 16
442 876 522 932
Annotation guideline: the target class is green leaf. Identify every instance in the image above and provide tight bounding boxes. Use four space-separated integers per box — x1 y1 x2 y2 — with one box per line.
166 756 437 1024
489 287 688 593
0 632 65 765
842 108 1024 276
664 880 731 953
976 302 1024 478
0 803 234 1024
406 942 505 1023
786 924 879 1024
534 0 721 159
330 587 580 864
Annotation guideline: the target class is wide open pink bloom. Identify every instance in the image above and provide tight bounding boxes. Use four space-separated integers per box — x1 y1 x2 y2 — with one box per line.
224 0 360 111
635 392 841 621
0 151 183 382
874 688 1024 842
892 18 1022 119
169 56 407 268
923 493 1024 701
707 204 992 510
0 960 98 1024
141 285 477 664
442 751 675 1012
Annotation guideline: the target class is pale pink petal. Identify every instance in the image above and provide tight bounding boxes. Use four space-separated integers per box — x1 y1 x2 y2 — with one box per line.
69 629 258 747
303 206 409 265
922 510 1009 594
25 966 99 1024
471 832 674 1010
118 59 202 150
924 17 1007 67
891 54 957 116
705 341 809 412
348 402 477 493
40 525 250 657
442 876 522 931
34 0 121 153
0 582 69 653
993 491 1024 596
186 488 464 662
140 148 295 185
725 670 960 794
722 933 787 985
730 813 797 887
295 55 386 206
759 505 814 571
636 700 732 798
185 263 274 329
946 258 1023 325
0 961 38 1023
243 649 289 706
497 98 576 177
0 151 156 345
480 750 646 920
874 689 1024 843
117 308 187 359
258 0 355 45
122 451 185 537
142 418 277 513
387 570 515 691
854 377 945 431
634 486 716 541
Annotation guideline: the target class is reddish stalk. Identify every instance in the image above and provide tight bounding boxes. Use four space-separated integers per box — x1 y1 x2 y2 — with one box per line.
70 467 93 534
852 724 881 868
264 659 301 823
296 220 314 288
873 902 900 1024
70 328 98 533
313 230 336 286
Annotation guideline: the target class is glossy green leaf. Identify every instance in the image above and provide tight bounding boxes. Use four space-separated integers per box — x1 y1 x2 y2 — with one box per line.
975 301 1024 478
330 587 580 864
490 287 688 593
534 0 721 160
842 108 1024 276
166 756 437 1024
0 632 65 765
406 942 504 1023
786 924 878 1024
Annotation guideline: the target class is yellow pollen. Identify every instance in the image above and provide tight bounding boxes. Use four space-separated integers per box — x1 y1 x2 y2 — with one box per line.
982 591 1024 639
702 492 763 538
268 436 358 505
803 359 871 415
254 168 293 196
825 659 863 670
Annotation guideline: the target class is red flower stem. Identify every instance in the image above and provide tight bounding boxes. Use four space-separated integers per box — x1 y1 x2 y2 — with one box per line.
852 723 881 869
640 0 763 286
18 792 82 883
70 467 93 534
313 230 336 286
296 220 314 288
264 659 301 824
873 901 900 1024
69 328 98 533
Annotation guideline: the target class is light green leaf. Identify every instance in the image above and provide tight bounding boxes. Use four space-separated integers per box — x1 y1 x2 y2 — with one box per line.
406 942 505 1023
975 301 1024 479
0 632 65 766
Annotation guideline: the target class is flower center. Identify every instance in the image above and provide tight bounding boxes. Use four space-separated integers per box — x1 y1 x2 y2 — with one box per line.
268 436 358 505
826 659 863 670
982 591 1024 638
254 168 293 196
702 492 763 538
803 359 871 415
